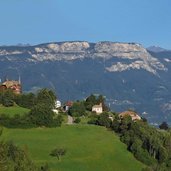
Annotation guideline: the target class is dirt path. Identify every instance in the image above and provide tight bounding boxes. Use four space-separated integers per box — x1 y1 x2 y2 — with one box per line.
67 115 73 124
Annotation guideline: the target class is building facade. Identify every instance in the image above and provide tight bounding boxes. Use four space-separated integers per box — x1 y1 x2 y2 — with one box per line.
119 111 141 121
92 103 103 114
0 79 22 94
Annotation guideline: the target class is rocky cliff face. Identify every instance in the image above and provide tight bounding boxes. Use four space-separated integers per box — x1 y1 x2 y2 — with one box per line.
0 41 167 75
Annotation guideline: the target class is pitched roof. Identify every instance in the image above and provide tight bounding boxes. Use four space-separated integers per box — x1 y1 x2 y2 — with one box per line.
92 105 102 109
2 80 20 88
119 111 141 120
92 103 102 109
65 101 73 107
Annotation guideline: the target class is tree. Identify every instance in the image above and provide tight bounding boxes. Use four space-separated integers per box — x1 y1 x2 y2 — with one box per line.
112 115 120 132
37 88 56 109
97 112 112 128
85 94 97 111
111 115 169 166
85 94 109 111
29 103 54 127
97 95 109 111
69 102 86 117
2 89 14 107
159 122 169 130
15 93 36 109
0 137 38 171
50 148 66 161
119 116 132 134
158 146 168 163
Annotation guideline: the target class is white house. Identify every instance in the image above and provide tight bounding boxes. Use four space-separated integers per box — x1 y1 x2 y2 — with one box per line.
52 100 62 115
55 100 61 108
92 103 103 114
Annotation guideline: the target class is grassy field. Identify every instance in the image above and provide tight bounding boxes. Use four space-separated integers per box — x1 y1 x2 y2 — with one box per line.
2 125 144 171
80 116 91 124
0 106 30 117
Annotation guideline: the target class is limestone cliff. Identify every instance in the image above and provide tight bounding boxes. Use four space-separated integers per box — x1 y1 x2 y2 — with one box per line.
0 41 167 75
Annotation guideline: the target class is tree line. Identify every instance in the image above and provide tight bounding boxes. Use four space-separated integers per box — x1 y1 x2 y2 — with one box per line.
0 88 63 128
88 111 171 171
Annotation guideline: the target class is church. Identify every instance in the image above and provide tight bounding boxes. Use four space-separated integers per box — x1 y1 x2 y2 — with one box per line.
0 78 22 94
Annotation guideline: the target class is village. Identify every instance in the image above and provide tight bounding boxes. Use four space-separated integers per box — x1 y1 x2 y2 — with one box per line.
0 77 169 171
0 78 142 124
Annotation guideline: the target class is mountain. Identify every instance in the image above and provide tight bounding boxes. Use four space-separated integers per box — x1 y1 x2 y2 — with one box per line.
0 41 171 125
147 46 169 53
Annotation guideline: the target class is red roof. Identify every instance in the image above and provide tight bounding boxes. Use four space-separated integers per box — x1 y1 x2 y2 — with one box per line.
65 101 73 107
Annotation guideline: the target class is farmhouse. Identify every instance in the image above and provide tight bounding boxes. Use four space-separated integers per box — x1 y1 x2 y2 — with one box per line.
0 79 22 94
119 110 141 121
92 103 103 114
63 101 73 111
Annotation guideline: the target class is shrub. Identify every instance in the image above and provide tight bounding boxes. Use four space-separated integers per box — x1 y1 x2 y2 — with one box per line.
74 117 81 123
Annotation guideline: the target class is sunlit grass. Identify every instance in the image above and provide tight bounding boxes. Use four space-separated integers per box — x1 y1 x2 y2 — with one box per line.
2 125 144 171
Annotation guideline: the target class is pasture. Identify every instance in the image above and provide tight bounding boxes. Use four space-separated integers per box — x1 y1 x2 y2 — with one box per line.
2 125 144 171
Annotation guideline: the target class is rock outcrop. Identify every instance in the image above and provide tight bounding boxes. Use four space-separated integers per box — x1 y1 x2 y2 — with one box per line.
0 41 167 75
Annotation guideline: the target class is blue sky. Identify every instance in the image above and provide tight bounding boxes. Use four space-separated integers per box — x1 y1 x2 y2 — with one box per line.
0 0 171 48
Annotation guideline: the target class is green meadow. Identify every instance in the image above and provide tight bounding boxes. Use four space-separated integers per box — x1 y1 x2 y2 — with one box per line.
0 105 30 117
2 125 144 171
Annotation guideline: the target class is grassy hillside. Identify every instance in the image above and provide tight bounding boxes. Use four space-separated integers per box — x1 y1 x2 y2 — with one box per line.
0 106 30 117
2 125 144 171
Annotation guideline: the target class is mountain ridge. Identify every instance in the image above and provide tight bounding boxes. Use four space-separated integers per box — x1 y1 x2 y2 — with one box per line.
147 46 171 53
0 41 167 75
0 41 171 124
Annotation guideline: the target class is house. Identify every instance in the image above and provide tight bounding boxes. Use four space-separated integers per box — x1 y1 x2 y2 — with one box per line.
119 110 141 121
109 115 114 121
0 79 22 94
92 103 103 114
63 101 73 112
55 100 61 108
52 100 62 115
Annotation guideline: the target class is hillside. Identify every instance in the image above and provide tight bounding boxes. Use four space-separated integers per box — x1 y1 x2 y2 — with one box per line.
2 125 144 171
0 106 30 117
1 41 171 124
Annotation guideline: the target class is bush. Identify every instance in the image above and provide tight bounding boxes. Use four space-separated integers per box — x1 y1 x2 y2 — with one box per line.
0 140 38 170
69 102 86 117
0 114 34 128
97 113 112 128
159 122 169 130
0 89 15 107
87 114 98 125
74 117 81 123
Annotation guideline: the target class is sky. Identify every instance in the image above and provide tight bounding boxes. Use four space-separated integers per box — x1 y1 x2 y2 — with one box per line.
0 0 171 49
